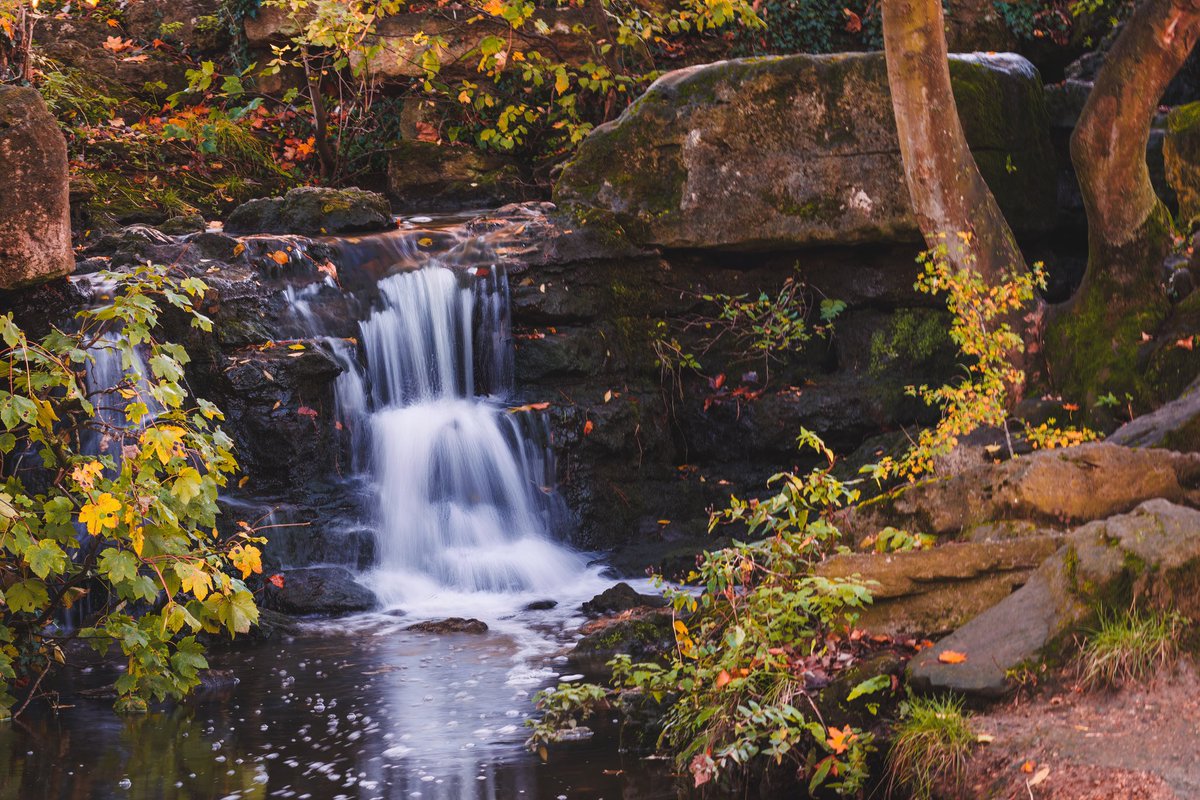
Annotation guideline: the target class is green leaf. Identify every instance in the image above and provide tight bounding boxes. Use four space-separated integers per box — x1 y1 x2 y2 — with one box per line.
846 674 890 703
212 588 258 635
25 539 67 579
5 579 49 613
99 548 140 585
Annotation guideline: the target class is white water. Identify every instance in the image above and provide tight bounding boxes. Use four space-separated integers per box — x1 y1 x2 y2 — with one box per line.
355 264 600 611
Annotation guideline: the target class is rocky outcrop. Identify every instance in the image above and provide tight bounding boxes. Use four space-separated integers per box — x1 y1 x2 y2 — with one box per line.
817 536 1062 637
268 566 378 615
0 86 73 288
1166 102 1200 226
225 187 393 235
554 52 1056 250
387 141 528 211
838 443 1200 544
909 500 1200 697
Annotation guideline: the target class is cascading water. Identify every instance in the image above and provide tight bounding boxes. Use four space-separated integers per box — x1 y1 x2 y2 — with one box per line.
356 263 589 607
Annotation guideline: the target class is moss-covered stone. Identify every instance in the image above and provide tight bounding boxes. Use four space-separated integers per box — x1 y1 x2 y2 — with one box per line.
1165 102 1200 227
554 52 1056 251
225 187 392 235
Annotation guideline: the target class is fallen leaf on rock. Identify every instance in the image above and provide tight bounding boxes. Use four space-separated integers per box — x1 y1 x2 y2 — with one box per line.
938 650 968 664
1029 765 1050 786
270 250 289 265
1021 760 1036 774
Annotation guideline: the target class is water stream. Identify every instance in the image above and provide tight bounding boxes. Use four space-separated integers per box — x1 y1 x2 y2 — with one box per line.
0 213 650 799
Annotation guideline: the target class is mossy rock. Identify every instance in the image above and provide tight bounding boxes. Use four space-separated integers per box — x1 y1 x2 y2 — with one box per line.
1166 102 1200 228
225 187 393 235
909 499 1200 698
554 52 1056 251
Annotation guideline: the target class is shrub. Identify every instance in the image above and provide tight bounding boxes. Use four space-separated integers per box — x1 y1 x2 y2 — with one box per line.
0 265 260 718
529 431 886 796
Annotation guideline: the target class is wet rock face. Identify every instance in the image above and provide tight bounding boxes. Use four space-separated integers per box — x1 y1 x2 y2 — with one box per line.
386 141 529 212
225 187 393 236
0 86 73 288
267 566 378 615
554 52 1057 250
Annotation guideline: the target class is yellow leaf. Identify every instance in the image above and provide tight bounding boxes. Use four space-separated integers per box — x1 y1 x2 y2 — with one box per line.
79 493 122 536
71 460 104 490
233 242 246 257
174 561 212 602
130 525 145 557
418 237 433 247
229 544 263 579
270 250 289 265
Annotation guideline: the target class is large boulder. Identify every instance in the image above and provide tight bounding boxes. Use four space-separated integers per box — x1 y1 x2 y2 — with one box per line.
225 187 392 235
0 86 73 288
1110 377 1200 452
909 500 1200 697
1165 102 1200 227
554 52 1057 250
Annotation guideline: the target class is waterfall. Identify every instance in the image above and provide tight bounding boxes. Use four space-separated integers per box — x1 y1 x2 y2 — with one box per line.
356 264 586 605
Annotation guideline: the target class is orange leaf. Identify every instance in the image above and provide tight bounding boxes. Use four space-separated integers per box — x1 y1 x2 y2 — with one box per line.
415 121 439 143
714 669 731 690
938 650 968 664
268 573 285 589
270 250 289 265
1021 760 1036 774
583 419 594 436
843 8 862 33
826 725 855 755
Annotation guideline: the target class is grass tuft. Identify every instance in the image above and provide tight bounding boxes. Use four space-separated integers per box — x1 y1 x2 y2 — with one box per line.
1077 607 1185 690
887 694 975 800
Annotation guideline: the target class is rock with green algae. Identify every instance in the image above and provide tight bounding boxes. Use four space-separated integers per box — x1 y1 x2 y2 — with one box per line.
1165 101 1200 227
225 187 392 235
908 499 1200 697
554 51 1056 251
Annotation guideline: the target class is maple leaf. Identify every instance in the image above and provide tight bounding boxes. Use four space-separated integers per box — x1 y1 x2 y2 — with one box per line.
71 460 104 490
826 725 856 754
938 650 968 664
79 492 122 536
102 36 134 53
268 573 285 589
228 544 263 579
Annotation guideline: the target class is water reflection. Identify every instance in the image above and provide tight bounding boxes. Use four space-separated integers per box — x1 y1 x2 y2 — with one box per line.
0 623 673 800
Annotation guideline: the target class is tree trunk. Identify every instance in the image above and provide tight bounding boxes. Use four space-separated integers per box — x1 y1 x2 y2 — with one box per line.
1045 0 1200 407
881 0 1026 286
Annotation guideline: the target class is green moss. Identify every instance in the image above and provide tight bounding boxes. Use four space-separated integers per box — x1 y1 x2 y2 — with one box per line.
1044 204 1174 410
869 309 954 376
